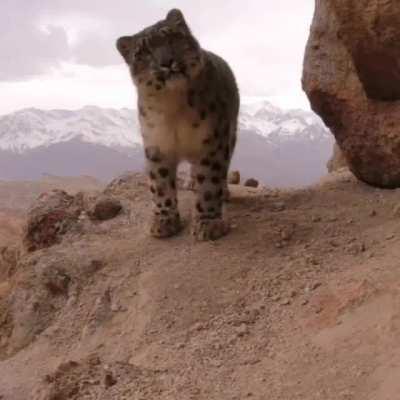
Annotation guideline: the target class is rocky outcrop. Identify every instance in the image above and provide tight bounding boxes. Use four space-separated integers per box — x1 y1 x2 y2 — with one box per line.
303 0 400 188
23 190 83 252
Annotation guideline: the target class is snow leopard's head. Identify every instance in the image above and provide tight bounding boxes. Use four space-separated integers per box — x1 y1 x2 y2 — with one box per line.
116 9 204 91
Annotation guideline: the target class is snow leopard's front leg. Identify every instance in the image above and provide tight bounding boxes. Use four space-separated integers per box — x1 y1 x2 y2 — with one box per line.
145 145 181 238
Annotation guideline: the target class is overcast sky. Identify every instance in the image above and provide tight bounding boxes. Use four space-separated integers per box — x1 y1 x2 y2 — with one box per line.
0 0 314 115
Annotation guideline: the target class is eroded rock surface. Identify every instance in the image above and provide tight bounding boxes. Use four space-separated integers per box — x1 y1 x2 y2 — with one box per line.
327 143 348 173
303 0 400 188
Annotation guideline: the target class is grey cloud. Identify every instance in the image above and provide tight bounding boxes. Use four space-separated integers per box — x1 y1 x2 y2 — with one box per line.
0 1 71 80
1 0 314 106
0 0 249 80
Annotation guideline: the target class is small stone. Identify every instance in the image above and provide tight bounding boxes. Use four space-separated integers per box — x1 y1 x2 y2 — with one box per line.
193 322 204 332
273 202 286 212
311 282 322 291
281 298 291 306
104 372 117 388
236 323 249 337
91 196 122 221
280 228 294 241
228 170 241 185
369 209 377 217
311 215 321 222
244 178 259 188
393 204 400 217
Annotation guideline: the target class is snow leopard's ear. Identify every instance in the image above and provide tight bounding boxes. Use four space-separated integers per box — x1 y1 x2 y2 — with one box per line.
166 9 188 28
116 36 133 64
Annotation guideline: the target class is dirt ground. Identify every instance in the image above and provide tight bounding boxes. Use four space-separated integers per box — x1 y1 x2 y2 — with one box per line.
1 169 400 399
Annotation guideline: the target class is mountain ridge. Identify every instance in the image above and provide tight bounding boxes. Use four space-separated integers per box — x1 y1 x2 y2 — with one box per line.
0 102 334 187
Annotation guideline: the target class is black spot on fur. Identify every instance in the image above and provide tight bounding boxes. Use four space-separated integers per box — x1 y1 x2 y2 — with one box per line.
211 162 222 171
161 210 169 216
145 147 161 162
217 188 224 198
196 202 204 213
207 207 215 213
146 80 153 86
150 186 156 194
204 191 213 201
155 84 162 90
157 188 165 197
211 177 221 185
188 89 195 107
192 122 200 129
158 168 169 178
200 158 210 167
165 199 172 207
197 174 206 184
149 171 156 180
170 179 176 190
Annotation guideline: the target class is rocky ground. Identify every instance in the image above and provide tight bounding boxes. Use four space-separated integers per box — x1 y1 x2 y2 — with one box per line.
1 169 400 399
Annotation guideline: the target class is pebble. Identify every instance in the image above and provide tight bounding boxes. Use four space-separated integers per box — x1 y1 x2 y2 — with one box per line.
236 324 249 337
273 202 286 212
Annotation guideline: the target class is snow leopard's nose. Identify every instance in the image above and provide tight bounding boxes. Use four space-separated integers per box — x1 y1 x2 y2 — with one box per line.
160 58 173 69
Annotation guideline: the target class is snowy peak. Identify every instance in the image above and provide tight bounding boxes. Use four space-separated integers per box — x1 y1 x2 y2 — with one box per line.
0 101 330 154
0 106 142 153
239 102 329 141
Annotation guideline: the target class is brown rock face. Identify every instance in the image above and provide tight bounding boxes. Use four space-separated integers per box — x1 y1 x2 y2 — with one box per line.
303 0 400 188
23 190 82 252
327 143 348 173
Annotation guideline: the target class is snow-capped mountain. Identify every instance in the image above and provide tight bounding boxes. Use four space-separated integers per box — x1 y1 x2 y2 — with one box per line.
0 106 142 153
0 102 334 187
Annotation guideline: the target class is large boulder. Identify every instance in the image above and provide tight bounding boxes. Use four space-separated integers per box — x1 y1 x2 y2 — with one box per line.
303 0 400 188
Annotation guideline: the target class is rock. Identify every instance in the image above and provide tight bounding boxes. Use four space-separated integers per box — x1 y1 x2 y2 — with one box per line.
303 0 400 188
327 143 348 173
236 323 249 337
244 178 259 188
272 202 286 212
90 196 122 221
393 204 400 217
23 190 82 252
0 246 19 280
228 170 241 185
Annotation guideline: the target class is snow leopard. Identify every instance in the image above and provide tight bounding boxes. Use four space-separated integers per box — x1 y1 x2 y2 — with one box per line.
116 9 239 241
